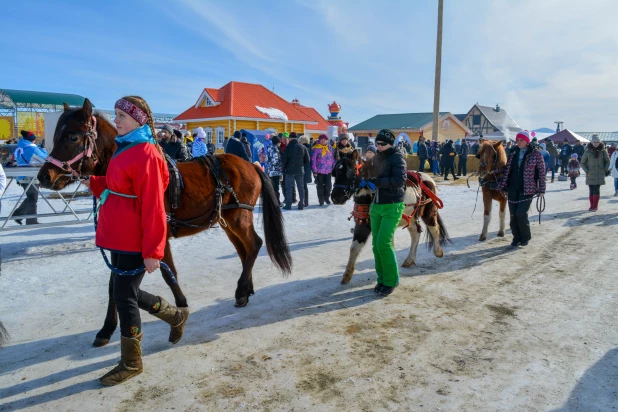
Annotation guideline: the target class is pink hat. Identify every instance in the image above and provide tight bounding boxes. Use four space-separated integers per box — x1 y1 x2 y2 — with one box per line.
515 130 531 144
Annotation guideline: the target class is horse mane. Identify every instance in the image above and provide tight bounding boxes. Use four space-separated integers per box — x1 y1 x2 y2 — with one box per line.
53 108 115 144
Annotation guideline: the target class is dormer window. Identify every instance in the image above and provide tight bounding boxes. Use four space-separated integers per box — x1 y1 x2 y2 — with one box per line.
205 98 213 107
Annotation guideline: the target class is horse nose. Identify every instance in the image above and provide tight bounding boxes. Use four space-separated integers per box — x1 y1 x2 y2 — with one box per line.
38 171 51 186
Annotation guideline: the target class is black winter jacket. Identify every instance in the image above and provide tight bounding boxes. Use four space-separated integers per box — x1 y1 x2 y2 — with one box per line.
281 139 309 175
440 143 456 166
225 137 250 161
370 147 407 204
417 140 428 158
459 142 470 157
159 139 190 162
303 143 313 183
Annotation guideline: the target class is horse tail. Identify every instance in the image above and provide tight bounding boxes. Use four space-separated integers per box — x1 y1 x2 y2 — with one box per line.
0 320 9 347
254 165 293 276
436 212 451 246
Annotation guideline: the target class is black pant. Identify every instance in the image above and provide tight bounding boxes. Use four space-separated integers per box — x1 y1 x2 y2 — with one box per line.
570 176 577 186
418 157 427 172
457 155 467 176
282 175 297 204
285 174 304 207
315 173 332 205
14 182 39 224
303 182 309 206
443 163 456 179
110 252 159 337
507 192 533 242
270 175 281 204
560 157 569 174
588 185 600 196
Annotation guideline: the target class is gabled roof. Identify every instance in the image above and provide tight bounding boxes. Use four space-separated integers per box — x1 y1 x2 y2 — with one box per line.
575 132 618 142
174 81 317 123
473 104 520 132
454 114 467 122
292 104 330 131
349 112 450 131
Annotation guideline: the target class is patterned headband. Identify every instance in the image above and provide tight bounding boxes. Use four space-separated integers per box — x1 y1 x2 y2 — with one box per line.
114 98 148 126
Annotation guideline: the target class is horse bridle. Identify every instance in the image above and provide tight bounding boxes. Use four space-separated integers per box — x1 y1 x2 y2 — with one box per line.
333 159 361 199
46 115 99 180
478 144 503 181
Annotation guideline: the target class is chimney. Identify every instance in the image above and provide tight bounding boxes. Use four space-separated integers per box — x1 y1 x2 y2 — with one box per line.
495 104 500 112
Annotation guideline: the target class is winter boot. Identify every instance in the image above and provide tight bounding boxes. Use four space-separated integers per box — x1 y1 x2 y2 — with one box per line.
592 195 601 212
151 297 189 344
570 183 575 190
588 196 594 211
99 333 143 386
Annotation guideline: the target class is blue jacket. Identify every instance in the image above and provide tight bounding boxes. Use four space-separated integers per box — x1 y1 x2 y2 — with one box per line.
15 139 48 166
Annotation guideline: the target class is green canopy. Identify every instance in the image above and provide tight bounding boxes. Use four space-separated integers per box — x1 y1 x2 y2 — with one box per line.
0 89 88 107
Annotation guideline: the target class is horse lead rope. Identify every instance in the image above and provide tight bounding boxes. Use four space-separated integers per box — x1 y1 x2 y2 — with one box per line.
92 196 178 284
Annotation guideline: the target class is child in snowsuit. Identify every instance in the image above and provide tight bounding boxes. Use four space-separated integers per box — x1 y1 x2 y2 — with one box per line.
568 153 580 190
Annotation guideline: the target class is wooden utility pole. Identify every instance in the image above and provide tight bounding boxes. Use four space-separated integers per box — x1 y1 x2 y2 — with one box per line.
431 0 444 142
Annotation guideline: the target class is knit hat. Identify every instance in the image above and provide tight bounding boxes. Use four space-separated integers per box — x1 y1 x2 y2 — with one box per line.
195 127 206 140
289 132 297 139
571 153 578 159
338 133 349 141
375 129 396 146
161 124 174 135
318 134 328 141
515 130 531 144
283 132 289 138
272 136 281 145
366 145 377 154
173 129 182 140
20 130 36 141
591 134 600 143
233 131 241 139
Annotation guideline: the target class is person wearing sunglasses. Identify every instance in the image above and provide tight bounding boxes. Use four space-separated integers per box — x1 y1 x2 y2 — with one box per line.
367 129 407 296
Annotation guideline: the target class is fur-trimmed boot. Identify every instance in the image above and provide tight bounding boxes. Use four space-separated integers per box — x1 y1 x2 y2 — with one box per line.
151 297 189 344
99 333 143 386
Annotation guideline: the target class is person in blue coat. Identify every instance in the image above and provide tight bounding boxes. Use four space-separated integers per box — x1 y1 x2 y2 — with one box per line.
13 130 49 224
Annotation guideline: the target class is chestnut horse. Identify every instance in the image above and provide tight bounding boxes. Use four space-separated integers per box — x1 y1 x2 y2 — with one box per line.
330 151 449 284
474 141 508 241
37 99 292 347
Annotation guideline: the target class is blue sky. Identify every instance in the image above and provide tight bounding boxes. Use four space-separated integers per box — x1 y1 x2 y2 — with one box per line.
2 0 617 131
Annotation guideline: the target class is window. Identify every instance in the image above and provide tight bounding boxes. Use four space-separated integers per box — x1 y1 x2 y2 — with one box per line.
206 131 212 143
206 98 212 107
216 127 225 147
472 115 481 126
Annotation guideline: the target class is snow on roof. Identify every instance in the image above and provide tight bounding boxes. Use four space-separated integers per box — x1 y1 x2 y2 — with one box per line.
255 106 288 121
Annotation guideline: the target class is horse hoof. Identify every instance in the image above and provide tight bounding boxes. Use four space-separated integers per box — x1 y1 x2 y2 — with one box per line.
402 260 416 268
435 250 444 258
341 273 353 284
479 236 487 241
497 231 505 237
93 337 110 347
234 297 249 307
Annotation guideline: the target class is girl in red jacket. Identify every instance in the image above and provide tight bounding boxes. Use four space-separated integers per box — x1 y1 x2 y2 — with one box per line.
83 96 189 386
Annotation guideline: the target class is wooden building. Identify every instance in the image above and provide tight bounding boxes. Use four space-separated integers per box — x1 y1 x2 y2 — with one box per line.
349 112 471 143
174 81 318 149
458 104 521 136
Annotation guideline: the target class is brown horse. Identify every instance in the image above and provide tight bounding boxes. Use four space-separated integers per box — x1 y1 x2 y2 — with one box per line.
331 152 449 284
37 99 292 347
475 141 508 241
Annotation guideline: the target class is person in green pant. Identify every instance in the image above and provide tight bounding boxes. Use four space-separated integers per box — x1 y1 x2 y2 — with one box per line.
368 129 407 296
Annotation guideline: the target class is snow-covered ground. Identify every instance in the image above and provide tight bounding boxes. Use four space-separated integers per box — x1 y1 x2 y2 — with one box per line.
1 175 617 411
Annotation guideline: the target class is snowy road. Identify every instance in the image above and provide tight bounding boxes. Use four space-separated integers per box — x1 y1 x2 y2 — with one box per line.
1 176 617 411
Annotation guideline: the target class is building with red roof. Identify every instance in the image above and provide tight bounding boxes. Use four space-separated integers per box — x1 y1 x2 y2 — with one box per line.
174 81 319 149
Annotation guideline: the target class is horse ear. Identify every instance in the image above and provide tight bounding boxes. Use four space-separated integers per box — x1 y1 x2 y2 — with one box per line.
82 98 93 118
63 102 71 112
493 141 503 149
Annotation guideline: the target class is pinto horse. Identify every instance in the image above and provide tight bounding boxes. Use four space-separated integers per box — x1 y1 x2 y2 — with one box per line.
473 141 508 241
330 151 449 284
37 99 292 347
